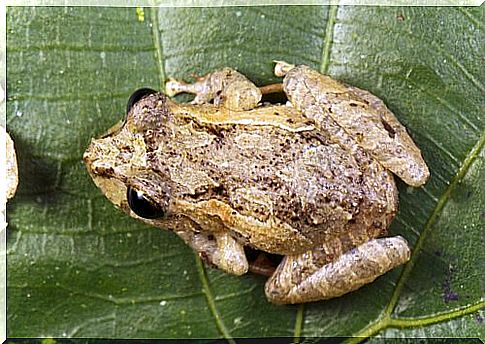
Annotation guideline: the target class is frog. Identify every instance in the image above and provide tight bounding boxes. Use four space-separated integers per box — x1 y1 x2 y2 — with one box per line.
83 61 429 304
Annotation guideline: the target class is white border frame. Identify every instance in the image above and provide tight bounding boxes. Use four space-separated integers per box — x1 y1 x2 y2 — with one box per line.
1 2 7 343
1 1 482 343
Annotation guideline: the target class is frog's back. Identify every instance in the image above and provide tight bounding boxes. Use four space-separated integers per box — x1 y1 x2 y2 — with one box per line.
142 94 398 254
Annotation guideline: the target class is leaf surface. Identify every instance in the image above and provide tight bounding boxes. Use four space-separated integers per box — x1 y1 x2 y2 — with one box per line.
6 5 484 340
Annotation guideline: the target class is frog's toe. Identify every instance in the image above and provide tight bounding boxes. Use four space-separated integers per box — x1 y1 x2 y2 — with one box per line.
165 78 189 97
274 60 295 77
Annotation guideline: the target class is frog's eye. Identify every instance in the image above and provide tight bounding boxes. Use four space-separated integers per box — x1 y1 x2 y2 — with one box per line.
126 88 157 114
127 186 166 219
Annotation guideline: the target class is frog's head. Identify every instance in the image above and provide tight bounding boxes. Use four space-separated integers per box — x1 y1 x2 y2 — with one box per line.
84 89 175 223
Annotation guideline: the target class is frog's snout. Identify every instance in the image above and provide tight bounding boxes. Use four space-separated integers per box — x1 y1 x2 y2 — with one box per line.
83 137 116 179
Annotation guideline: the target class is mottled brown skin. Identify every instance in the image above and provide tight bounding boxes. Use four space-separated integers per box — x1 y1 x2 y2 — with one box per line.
84 62 428 304
85 92 397 252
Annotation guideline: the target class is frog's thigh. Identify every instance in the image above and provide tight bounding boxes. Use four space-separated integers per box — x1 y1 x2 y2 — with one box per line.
265 236 410 304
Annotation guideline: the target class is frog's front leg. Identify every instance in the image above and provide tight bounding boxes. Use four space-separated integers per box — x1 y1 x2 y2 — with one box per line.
175 228 248 276
166 68 262 111
212 232 249 275
265 236 410 304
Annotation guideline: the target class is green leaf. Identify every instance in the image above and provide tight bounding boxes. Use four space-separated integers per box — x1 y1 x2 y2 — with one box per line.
369 310 485 340
6 5 484 340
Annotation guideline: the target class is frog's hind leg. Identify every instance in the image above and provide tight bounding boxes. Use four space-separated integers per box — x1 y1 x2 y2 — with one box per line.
273 60 295 77
265 236 410 304
273 61 429 187
165 68 262 111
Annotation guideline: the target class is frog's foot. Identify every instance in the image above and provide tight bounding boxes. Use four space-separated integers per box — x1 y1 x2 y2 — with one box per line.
165 68 262 111
165 78 204 98
343 85 430 186
274 60 296 77
265 236 410 304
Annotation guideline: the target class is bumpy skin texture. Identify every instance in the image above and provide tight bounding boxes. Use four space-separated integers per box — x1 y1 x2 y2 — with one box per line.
85 93 397 254
84 63 428 304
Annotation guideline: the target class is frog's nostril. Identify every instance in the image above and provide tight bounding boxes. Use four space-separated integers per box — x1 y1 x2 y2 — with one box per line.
126 88 158 115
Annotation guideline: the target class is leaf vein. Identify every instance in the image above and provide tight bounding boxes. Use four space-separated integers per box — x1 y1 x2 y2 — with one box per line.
420 186 439 203
56 282 203 305
195 255 235 344
293 304 305 343
335 16 484 93
457 7 483 30
68 312 117 337
389 300 485 328
395 75 481 133
320 5 338 75
7 44 155 53
87 198 93 232
214 284 258 302
149 7 166 88
384 132 484 318
394 217 420 237
8 92 128 102
421 133 461 166
346 300 484 343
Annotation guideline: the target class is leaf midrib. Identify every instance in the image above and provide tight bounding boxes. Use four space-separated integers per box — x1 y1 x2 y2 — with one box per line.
320 5 338 75
195 256 236 344
150 7 165 88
